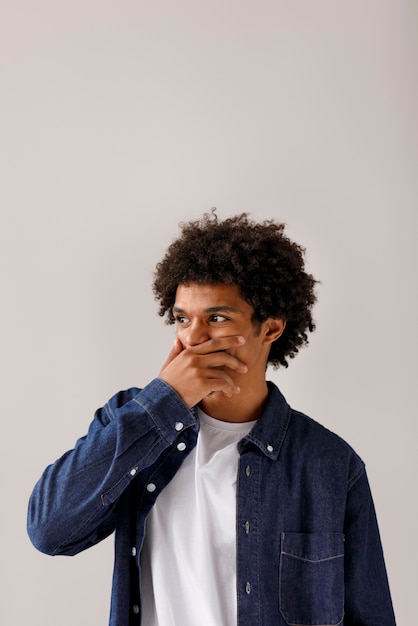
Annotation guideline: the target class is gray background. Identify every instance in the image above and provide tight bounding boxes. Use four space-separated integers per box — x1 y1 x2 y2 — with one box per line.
1 1 416 624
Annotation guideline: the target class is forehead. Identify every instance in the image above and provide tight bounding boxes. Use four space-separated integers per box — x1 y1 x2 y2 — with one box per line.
174 283 253 313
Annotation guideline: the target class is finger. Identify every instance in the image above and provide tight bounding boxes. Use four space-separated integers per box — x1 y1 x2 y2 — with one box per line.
159 338 183 372
191 335 246 355
205 351 248 373
199 371 241 398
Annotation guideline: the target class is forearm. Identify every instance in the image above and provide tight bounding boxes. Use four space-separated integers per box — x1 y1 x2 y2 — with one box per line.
27 378 197 556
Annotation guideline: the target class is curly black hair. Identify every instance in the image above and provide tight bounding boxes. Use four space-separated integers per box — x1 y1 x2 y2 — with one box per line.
153 211 318 368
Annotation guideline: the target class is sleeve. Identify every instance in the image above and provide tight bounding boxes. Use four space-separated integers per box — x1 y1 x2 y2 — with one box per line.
343 467 396 625
27 378 197 557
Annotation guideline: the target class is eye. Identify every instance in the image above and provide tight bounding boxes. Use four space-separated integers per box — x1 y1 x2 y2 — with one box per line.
210 314 229 323
175 315 189 325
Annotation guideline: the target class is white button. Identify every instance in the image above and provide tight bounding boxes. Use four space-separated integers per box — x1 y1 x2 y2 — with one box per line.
175 421 184 431
267 444 274 453
245 465 251 476
177 442 186 452
244 521 250 534
146 483 156 492
130 468 137 476
132 605 140 614
245 581 252 595
131 547 137 557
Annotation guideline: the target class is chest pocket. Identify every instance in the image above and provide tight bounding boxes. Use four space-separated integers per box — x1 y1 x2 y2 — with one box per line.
279 532 345 626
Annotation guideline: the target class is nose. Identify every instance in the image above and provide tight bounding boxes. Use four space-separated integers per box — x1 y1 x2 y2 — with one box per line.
184 320 210 347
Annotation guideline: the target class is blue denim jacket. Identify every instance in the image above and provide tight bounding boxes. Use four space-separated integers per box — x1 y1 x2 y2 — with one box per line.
27 379 395 625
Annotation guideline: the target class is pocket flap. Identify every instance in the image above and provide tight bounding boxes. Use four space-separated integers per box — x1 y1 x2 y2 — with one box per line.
279 532 345 626
281 532 344 562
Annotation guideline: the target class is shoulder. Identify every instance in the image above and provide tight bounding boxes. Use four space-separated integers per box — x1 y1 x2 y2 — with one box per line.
266 382 362 459
286 407 365 488
290 408 358 452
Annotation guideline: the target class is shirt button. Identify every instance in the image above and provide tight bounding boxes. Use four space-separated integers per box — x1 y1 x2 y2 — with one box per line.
130 468 137 476
267 444 274 453
245 581 252 595
244 521 250 534
132 605 140 614
175 421 184 431
146 483 156 492
177 442 186 452
245 465 251 477
131 547 137 557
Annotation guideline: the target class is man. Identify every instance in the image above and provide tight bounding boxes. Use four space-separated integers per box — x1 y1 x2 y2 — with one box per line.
27 212 396 625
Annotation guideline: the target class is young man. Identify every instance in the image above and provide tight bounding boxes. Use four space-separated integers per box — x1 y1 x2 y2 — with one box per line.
27 213 396 625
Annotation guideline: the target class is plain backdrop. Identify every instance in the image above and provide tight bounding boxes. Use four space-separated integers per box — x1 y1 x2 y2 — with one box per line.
1 1 416 624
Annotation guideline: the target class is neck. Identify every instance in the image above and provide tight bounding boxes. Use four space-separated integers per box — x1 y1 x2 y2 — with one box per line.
199 380 269 423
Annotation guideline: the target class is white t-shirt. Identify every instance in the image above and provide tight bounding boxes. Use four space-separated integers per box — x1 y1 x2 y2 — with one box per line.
140 408 255 626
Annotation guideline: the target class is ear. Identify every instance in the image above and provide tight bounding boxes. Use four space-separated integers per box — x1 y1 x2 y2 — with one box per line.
262 318 286 345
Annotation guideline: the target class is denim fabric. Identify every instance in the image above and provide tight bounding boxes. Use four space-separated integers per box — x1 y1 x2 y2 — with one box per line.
27 379 396 625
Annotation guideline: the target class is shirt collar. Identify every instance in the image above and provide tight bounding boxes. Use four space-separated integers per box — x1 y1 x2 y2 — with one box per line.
238 381 291 460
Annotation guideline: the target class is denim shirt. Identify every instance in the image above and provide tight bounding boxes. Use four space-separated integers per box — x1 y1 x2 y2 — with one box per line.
27 379 396 626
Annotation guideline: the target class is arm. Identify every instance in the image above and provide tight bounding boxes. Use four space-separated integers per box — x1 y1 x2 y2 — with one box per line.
344 468 396 625
28 335 247 557
27 378 196 556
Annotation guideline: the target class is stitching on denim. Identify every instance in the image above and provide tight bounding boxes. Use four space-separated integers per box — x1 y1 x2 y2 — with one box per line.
279 532 345 626
280 619 344 626
256 455 262 626
236 455 263 625
279 534 284 623
281 552 344 563
347 462 365 491
101 438 162 503
133 383 194 444
53 454 158 552
134 379 190 415
245 406 291 459
100 473 131 506
235 467 241 626
52 437 165 552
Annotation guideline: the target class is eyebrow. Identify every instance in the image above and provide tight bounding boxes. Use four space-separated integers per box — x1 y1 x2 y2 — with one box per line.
172 305 241 314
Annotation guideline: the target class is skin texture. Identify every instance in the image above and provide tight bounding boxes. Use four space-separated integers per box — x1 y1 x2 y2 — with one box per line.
159 283 285 422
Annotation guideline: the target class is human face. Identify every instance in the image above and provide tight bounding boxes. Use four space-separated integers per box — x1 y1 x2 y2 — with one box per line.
172 283 284 385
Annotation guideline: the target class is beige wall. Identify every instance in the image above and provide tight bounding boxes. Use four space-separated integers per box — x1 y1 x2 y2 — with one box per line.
1 1 416 623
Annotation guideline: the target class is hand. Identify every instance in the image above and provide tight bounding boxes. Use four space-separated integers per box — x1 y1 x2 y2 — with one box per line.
158 335 248 408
